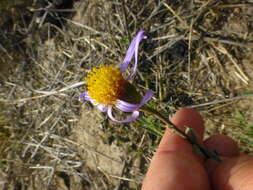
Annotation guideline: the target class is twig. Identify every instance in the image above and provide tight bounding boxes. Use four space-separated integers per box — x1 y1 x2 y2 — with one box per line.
0 81 85 104
188 94 253 108
121 0 131 41
188 18 194 84
203 37 253 50
162 2 188 27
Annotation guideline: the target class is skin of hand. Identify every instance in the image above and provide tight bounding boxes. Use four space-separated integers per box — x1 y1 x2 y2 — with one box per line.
141 108 253 190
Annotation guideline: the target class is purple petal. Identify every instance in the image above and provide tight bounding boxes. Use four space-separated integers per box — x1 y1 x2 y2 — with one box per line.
97 104 108 112
116 90 154 112
140 90 154 105
120 30 147 80
79 92 108 112
116 101 139 112
107 107 140 123
79 91 91 102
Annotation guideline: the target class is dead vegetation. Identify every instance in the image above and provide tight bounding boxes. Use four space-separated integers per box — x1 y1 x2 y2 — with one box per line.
0 0 253 189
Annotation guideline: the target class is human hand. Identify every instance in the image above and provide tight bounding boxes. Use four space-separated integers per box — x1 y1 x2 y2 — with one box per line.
142 108 253 190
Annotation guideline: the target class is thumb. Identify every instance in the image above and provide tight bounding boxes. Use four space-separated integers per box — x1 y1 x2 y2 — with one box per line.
204 134 253 190
210 155 253 190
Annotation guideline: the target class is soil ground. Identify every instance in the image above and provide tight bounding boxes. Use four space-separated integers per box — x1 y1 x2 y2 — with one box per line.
0 0 253 189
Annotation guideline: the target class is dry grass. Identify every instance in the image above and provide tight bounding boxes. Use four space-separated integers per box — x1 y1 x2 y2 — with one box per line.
0 0 253 189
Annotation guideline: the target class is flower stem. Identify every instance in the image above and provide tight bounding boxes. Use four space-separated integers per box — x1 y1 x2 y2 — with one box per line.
140 106 222 162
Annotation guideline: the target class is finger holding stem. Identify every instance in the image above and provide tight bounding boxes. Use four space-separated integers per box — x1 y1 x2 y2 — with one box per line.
140 106 222 161
142 108 211 190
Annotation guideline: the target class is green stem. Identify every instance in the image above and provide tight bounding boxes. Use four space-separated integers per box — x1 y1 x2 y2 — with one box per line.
140 107 192 141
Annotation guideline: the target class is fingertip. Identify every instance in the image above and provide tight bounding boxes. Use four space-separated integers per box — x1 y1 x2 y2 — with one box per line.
204 134 239 157
204 135 239 175
171 108 205 139
158 108 205 156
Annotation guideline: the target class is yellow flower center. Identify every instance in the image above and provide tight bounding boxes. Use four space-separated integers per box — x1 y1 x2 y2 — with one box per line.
86 65 127 105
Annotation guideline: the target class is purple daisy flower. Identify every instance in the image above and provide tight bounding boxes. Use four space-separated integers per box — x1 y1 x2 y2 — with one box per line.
79 30 154 123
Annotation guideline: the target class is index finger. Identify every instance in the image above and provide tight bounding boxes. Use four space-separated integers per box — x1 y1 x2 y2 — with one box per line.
158 108 205 154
